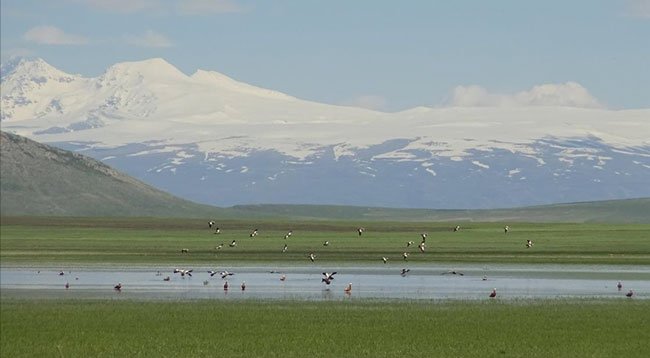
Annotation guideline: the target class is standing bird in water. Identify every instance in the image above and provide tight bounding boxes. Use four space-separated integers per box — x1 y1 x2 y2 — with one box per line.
489 288 497 298
114 283 122 292
65 282 70 289
241 281 246 291
617 281 623 291
344 283 352 293
626 289 634 298
223 281 229 291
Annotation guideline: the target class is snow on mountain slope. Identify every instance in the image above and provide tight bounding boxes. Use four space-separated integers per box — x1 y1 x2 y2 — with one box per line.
1 57 649 208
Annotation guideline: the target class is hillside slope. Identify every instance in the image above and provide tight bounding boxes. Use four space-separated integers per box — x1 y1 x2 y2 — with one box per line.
0 131 225 217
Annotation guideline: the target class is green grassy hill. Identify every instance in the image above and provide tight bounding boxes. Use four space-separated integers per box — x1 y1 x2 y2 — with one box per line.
0 131 229 218
232 198 650 223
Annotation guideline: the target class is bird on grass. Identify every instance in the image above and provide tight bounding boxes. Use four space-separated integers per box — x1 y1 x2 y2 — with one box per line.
215 243 223 250
453 225 461 232
229 240 237 247
214 227 221 234
382 257 388 264
406 241 414 247
209 221 215 228
323 241 330 246
489 288 497 298
322 272 337 285
357 227 364 236
284 230 293 239
250 229 259 238
418 243 425 253
402 252 409 261
309 253 316 262
504 225 510 234
282 244 288 253
526 239 533 248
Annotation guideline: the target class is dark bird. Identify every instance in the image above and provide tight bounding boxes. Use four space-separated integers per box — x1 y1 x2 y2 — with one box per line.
65 282 70 289
322 272 337 285
163 276 171 281
626 290 634 298
400 268 410 277
181 248 189 253
489 288 497 298
442 270 464 276
114 283 122 292
453 225 461 232
214 227 221 234
223 281 229 291
58 271 65 276
617 281 623 291
241 281 246 291
357 227 364 236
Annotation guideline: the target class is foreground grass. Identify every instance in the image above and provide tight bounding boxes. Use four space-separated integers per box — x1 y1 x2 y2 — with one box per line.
2 217 650 265
1 299 649 357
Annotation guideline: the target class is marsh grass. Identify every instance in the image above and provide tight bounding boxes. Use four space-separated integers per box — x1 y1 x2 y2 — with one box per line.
1 217 649 265
1 299 649 357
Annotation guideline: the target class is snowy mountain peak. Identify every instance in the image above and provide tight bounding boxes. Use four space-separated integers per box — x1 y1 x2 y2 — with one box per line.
100 58 189 83
191 69 295 100
0 57 75 80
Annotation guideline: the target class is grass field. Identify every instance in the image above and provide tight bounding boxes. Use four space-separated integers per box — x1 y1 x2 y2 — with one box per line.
1 299 649 357
1 217 649 265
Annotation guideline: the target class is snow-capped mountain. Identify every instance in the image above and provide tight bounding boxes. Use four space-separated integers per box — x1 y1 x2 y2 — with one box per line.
2 57 649 208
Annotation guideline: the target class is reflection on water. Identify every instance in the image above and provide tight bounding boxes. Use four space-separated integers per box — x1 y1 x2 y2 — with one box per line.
1 264 649 301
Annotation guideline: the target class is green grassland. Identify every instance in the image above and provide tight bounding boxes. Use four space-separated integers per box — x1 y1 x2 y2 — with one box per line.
2 299 649 357
1 217 649 265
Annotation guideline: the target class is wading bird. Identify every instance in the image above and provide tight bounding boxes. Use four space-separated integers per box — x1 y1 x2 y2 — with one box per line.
617 281 623 291
626 289 634 298
400 268 410 277
241 281 246 291
114 283 122 292
280 275 286 282
344 283 352 293
489 288 497 298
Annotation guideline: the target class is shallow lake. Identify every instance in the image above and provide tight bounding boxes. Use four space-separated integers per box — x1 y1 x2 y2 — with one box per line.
2 263 649 301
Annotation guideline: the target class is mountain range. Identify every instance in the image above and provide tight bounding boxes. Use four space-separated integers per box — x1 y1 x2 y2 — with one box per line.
1 57 649 209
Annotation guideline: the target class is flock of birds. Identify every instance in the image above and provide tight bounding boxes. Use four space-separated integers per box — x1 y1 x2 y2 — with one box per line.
53 222 637 299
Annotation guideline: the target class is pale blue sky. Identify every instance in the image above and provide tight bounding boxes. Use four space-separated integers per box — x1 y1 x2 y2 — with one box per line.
1 0 648 111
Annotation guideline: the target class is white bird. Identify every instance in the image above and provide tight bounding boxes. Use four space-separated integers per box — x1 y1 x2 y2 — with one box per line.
282 244 288 253
406 241 414 247
250 229 259 238
344 283 352 293
323 241 330 246
208 221 215 228
402 252 409 261
174 268 193 277
280 274 287 282
219 271 234 279
357 227 364 236
421 233 428 241
382 257 388 264
284 230 293 239
309 253 316 262
453 225 461 232
504 225 510 234
418 242 425 252
215 243 223 250
322 272 337 285
214 227 221 234
229 240 237 247
526 239 533 248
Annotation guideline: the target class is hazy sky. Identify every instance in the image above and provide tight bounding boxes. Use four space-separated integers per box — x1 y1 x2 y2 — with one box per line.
1 0 649 111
